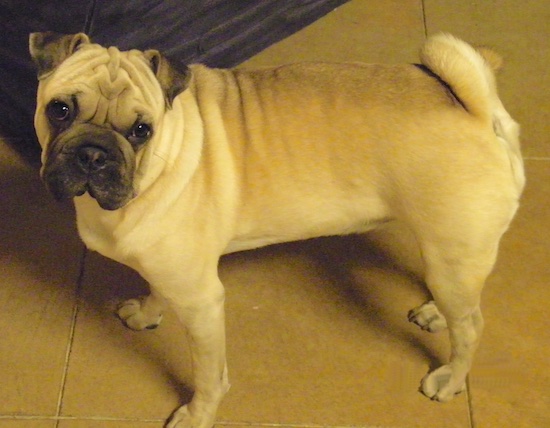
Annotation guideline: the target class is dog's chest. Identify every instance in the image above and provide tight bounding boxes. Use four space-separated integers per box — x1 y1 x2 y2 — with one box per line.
74 197 138 265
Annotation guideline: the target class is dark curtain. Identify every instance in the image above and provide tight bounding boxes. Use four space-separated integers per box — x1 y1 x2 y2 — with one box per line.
0 0 350 161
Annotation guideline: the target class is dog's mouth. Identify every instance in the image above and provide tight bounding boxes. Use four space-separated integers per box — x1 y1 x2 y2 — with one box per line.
44 168 135 211
81 181 135 210
42 127 137 211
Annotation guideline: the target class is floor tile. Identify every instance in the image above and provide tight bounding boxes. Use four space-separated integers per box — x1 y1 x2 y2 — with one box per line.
61 235 470 427
241 0 425 66
423 0 550 158
217 237 470 427
468 160 550 427
0 141 83 415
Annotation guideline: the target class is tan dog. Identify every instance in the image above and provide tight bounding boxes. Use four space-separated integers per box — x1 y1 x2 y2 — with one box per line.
29 32 524 427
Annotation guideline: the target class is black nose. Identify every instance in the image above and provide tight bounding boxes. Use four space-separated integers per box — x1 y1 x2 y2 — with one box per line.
76 145 108 172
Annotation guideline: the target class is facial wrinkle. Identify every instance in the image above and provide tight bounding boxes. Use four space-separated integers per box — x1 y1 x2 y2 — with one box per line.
90 48 133 126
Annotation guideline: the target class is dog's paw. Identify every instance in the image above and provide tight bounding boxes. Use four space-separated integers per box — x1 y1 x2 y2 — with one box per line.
408 301 447 333
420 365 466 402
166 405 214 428
166 405 192 428
117 298 163 331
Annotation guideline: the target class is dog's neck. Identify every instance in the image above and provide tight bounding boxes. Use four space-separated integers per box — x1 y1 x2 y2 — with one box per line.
73 89 205 259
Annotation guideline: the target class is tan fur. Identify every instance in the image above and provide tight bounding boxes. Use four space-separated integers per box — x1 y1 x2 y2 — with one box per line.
31 33 523 428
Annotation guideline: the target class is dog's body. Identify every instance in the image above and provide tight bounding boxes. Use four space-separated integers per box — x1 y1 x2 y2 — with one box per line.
30 32 524 427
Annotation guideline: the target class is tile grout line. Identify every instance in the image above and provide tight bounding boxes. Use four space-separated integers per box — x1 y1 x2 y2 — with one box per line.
54 247 88 427
420 0 428 38
466 375 476 428
0 414 164 423
216 423 396 428
0 414 394 428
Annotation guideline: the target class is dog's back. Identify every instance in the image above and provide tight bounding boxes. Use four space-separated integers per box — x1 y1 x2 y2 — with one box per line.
187 34 525 253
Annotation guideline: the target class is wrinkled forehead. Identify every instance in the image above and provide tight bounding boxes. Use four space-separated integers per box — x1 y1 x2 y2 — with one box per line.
40 44 164 124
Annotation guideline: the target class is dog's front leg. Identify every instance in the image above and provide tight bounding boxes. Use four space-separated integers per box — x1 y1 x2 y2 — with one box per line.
164 273 230 428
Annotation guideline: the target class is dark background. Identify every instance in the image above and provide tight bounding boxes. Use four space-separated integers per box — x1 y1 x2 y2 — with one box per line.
0 0 349 162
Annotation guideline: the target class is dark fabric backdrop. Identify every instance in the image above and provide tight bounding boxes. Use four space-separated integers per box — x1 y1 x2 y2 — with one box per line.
0 0 349 160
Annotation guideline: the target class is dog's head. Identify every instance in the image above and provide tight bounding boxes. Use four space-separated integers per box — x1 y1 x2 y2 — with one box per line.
29 32 190 210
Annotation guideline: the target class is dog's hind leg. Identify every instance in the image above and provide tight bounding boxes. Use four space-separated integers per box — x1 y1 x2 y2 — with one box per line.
414 232 501 402
117 290 166 331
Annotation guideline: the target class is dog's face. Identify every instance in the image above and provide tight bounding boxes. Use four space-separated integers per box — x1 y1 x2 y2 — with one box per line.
29 32 190 210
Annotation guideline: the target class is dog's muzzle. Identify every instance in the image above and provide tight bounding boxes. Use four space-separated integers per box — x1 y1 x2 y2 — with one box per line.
42 123 136 210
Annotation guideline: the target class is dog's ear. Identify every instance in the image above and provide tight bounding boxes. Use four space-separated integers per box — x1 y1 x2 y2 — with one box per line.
144 50 191 109
29 32 90 79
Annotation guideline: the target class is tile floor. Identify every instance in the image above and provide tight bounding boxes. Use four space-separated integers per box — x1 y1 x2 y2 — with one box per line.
0 1 548 427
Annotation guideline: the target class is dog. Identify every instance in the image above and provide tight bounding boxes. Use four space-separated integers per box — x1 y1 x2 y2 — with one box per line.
29 31 524 427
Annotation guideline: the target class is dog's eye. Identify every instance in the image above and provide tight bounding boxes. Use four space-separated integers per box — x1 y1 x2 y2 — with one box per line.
133 123 152 138
47 100 71 121
128 122 152 145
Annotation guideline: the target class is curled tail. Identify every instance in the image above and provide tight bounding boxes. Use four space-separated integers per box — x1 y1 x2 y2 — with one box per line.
421 33 524 192
420 33 501 122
